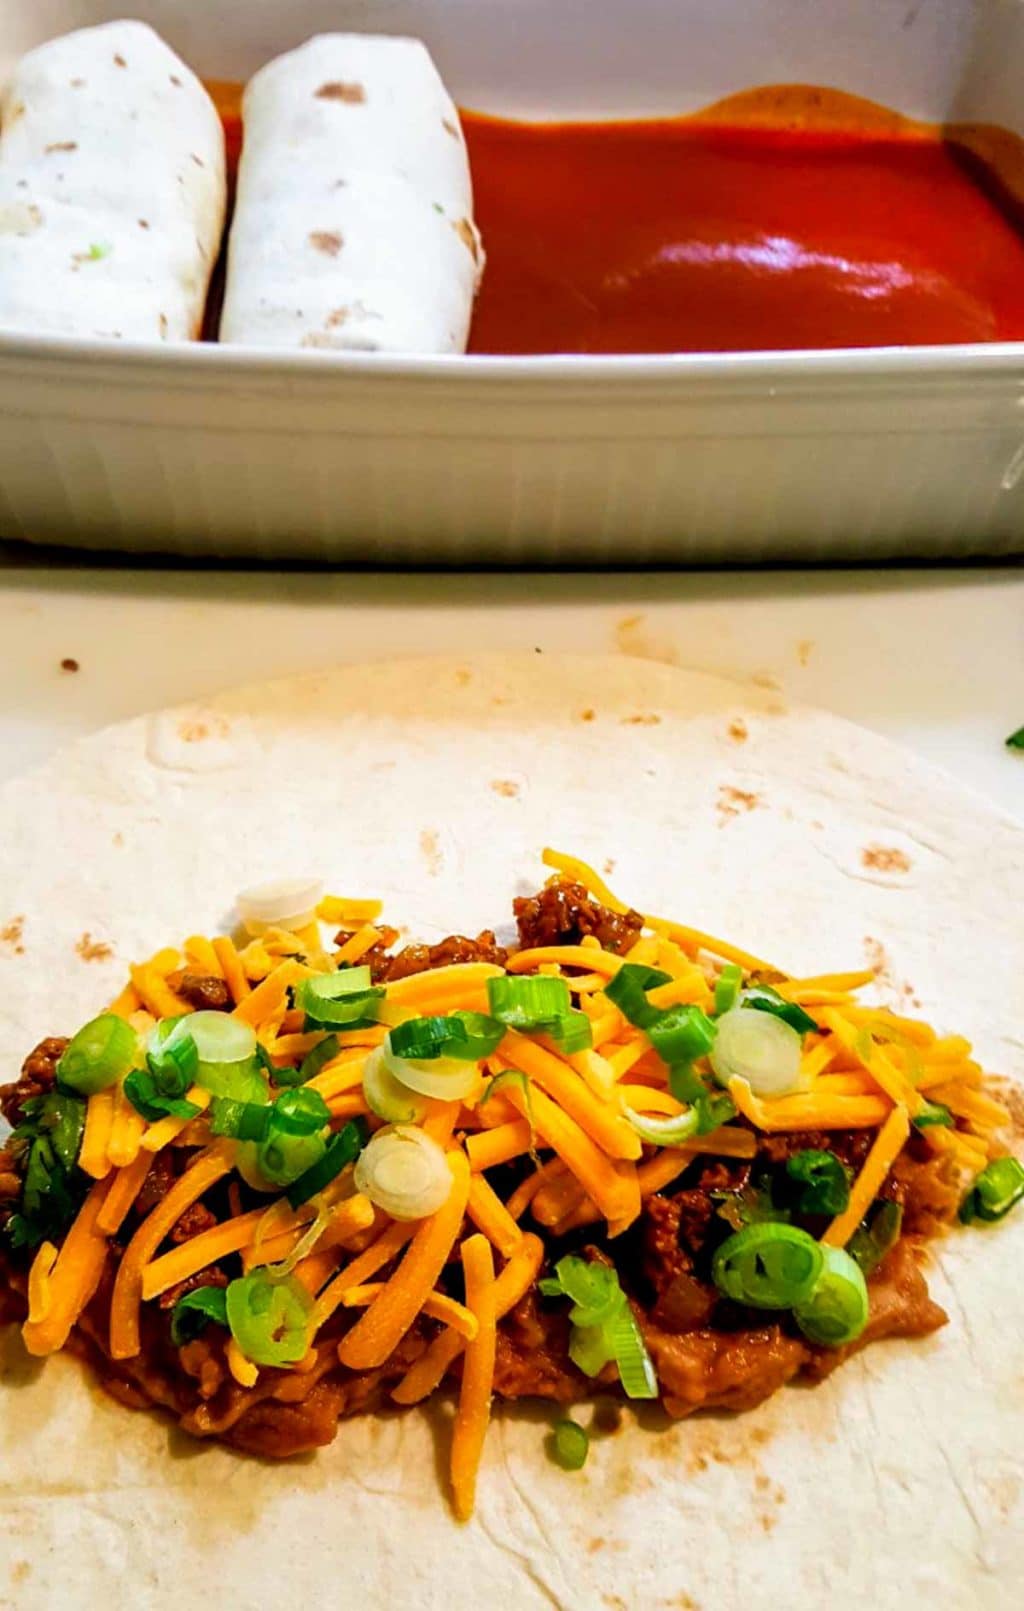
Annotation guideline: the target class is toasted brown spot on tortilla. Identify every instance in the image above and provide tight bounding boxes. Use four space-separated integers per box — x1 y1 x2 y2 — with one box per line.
170 75 183 88
177 716 226 743
76 932 112 963
112 832 124 848
614 613 680 666
309 230 343 257
579 708 596 722
419 829 442 876
60 657 79 672
113 53 127 68
159 314 169 339
1 917 25 956
11 1563 30 1585
6 102 25 124
70 78 85 88
603 858 616 876
138 218 150 230
191 154 205 168
454 668 472 686
716 784 763 824
45 141 78 153
751 671 782 692
442 117 461 140
453 217 480 262
587 1538 606 1554
728 717 749 743
797 638 814 667
316 81 366 103
621 713 662 726
861 845 911 873
490 779 520 798
325 307 349 329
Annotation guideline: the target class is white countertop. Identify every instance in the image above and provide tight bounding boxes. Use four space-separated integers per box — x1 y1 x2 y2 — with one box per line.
2 555 1022 820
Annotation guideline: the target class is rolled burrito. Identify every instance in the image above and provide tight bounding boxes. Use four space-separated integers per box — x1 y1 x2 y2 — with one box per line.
0 20 226 342
220 34 483 354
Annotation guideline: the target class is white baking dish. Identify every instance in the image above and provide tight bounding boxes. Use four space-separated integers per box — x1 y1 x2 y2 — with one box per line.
2 0 1024 562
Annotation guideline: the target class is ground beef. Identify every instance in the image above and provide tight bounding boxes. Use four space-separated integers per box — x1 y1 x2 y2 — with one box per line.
332 925 401 981
381 930 508 982
167 971 231 1011
158 1264 228 1310
889 1135 962 1235
0 1036 67 1127
169 1201 218 1244
513 881 643 955
133 1151 176 1219
494 1291 581 1401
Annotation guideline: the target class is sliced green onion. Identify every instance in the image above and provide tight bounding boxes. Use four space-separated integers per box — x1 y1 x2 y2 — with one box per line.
544 1010 593 1055
389 1012 505 1062
296 967 385 1030
209 1096 272 1142
353 1125 452 1221
1005 725 1024 751
286 1119 367 1209
170 1284 228 1347
550 1419 589 1471
668 1063 707 1105
540 1254 623 1327
256 1129 326 1189
647 1003 716 1065
711 1179 790 1233
959 1156 1024 1224
569 1321 616 1377
225 1272 313 1367
147 1018 200 1091
480 1069 538 1158
913 1099 954 1130
272 1087 331 1136
56 1014 138 1096
709 1007 805 1098
272 1033 339 1088
712 1222 825 1309
381 1037 481 1101
714 963 744 1016
847 1200 902 1275
785 1149 851 1216
666 1065 736 1134
695 1092 737 1134
363 1045 430 1124
123 1069 201 1124
739 984 819 1037
793 1245 869 1346
603 963 671 1029
184 1011 257 1067
607 1304 658 1399
623 1103 700 1148
487 973 574 1030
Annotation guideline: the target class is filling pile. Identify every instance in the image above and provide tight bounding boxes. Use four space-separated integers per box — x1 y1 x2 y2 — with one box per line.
1 849 1020 1518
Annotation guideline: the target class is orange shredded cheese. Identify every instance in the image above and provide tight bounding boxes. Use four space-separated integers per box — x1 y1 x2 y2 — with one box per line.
337 1152 471 1370
646 916 775 974
212 936 251 1003
540 848 630 913
820 1009 924 1115
499 1030 642 1161
823 1105 912 1247
129 962 193 1021
341 1283 478 1341
384 963 504 1007
334 924 384 965
503 1079 637 1222
451 1233 497 1521
27 1240 58 1325
78 1088 116 1180
728 1077 891 1132
317 895 384 926
313 1220 418 1331
505 1158 566 1221
232 958 310 1029
226 1338 259 1388
106 1083 146 1169
140 1086 211 1152
183 935 223 977
508 945 623 978
466 1175 525 1256
109 1142 234 1359
95 1152 153 1236
466 1120 533 1173
392 1233 543 1406
22 1176 113 1356
106 982 141 1020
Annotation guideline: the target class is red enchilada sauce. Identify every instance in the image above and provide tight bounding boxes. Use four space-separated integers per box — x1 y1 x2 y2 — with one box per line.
207 82 1024 355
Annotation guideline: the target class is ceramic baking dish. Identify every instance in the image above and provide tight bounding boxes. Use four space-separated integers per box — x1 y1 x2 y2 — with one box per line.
2 0 1024 562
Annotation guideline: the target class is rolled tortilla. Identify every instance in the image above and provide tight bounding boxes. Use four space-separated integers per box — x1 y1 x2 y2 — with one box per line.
219 34 483 354
0 20 226 342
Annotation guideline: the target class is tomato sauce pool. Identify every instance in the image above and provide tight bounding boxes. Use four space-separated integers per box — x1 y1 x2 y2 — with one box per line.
208 82 1024 355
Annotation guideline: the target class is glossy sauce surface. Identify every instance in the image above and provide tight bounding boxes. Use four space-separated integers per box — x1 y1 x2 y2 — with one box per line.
208 82 1024 354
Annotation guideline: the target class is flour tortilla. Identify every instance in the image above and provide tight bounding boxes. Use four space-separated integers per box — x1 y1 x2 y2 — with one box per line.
219 34 482 353
0 655 1021 1611
0 20 226 342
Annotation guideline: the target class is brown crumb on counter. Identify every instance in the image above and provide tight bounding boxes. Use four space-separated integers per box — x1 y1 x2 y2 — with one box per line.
75 932 112 963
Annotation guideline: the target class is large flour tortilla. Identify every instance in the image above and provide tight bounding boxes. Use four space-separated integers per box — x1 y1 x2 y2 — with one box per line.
0 656 1021 1611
